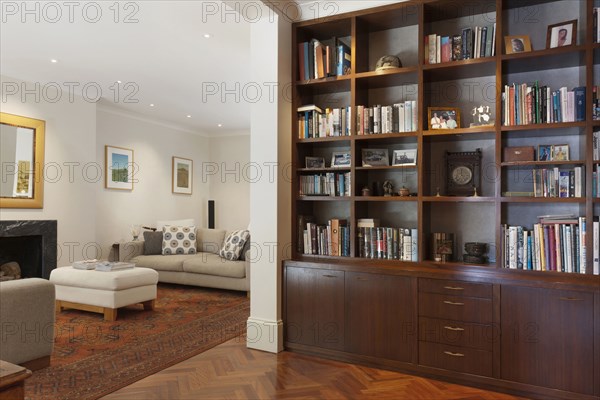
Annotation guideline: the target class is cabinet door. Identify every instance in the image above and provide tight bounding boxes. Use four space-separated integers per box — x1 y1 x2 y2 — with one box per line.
346 272 415 362
285 266 344 351
501 286 594 395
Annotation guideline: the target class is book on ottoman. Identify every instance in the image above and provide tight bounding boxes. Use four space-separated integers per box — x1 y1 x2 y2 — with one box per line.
95 261 135 272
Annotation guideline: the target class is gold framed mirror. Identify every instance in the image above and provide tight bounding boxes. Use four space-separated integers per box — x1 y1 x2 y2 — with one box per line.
0 112 45 208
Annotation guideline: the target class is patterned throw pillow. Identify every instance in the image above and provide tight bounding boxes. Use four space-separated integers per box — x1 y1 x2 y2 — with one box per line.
162 226 197 255
219 230 250 261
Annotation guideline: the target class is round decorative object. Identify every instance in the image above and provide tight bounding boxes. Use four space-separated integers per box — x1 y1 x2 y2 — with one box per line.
361 187 371 196
464 242 487 256
398 186 410 197
375 55 402 71
451 166 473 185
445 149 482 196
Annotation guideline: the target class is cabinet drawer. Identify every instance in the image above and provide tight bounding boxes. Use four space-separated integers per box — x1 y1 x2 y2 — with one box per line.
419 278 492 298
418 317 496 351
418 293 492 324
419 341 492 377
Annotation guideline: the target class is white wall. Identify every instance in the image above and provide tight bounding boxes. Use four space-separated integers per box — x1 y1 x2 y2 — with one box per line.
0 75 97 266
208 134 251 231
95 108 210 258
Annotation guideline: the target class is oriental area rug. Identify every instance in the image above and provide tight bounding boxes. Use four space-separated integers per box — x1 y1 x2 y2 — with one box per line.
25 284 249 400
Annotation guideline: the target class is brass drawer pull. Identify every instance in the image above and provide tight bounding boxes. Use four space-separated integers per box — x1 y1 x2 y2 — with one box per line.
356 277 368 281
443 301 465 306
322 274 337 278
444 326 465 331
444 351 465 357
559 297 583 301
444 286 464 291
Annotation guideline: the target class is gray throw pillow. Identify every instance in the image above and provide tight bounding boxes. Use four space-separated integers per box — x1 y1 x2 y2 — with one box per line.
143 231 163 255
239 236 251 261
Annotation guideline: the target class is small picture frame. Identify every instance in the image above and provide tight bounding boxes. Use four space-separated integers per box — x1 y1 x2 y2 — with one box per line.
362 148 389 167
105 145 134 190
331 152 351 168
552 144 569 161
547 19 577 49
428 107 460 130
504 35 532 54
172 156 193 195
305 156 325 169
537 145 553 161
392 149 417 166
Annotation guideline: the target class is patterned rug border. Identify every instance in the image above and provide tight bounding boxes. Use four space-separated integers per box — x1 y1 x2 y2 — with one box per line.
27 300 249 400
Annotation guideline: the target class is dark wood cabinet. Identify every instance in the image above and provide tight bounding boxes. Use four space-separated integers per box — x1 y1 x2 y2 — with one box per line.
345 272 415 362
285 266 345 350
501 285 595 396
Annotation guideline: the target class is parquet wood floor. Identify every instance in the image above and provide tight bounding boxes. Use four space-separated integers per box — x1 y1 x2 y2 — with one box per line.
102 336 524 400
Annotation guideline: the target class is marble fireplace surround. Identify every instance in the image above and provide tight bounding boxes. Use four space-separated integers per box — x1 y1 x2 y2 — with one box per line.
0 220 57 279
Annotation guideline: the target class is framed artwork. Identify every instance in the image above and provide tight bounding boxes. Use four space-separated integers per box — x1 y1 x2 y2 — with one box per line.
362 148 389 167
172 156 193 195
552 144 569 161
547 19 577 48
537 145 553 161
331 152 351 168
428 107 460 130
105 145 134 190
305 156 325 169
504 35 532 54
392 149 417 166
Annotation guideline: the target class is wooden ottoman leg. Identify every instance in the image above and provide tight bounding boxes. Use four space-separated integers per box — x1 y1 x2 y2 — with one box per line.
55 300 63 312
104 308 117 321
142 299 155 311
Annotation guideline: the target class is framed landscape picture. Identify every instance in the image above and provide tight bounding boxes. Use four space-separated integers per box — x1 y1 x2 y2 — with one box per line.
105 145 134 190
331 152 351 168
392 149 417 166
362 148 389 167
172 156 193 194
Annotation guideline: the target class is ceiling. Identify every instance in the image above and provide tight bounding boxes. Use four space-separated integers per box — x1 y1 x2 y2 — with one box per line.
0 1 251 135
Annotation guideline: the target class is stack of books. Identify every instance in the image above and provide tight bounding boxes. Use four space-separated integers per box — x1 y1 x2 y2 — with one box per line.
594 7 600 43
357 219 417 261
532 167 585 198
95 262 135 272
297 105 352 139
502 83 586 126
301 219 350 257
593 86 600 120
298 37 351 80
299 173 351 197
594 219 600 275
594 165 600 198
501 215 588 274
356 102 418 135
424 24 496 64
73 259 100 270
594 131 600 160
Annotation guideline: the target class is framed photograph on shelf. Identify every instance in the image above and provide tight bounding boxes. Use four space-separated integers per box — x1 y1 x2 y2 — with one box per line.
331 152 351 168
552 144 569 161
428 107 460 130
504 35 532 54
361 148 389 167
392 149 417 166
537 145 553 161
305 156 325 169
105 145 134 190
172 156 193 194
547 19 577 48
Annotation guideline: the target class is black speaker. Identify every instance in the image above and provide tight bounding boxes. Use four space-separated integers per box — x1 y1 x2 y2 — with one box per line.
208 200 215 229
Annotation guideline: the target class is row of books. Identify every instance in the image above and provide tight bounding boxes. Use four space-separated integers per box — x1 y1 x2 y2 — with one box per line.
594 8 600 43
593 86 600 120
356 102 418 135
593 167 600 198
301 219 351 257
73 260 135 272
297 105 352 139
532 167 585 198
424 24 496 64
501 216 590 274
298 37 351 81
502 83 586 126
594 131 600 160
299 173 351 197
357 224 418 261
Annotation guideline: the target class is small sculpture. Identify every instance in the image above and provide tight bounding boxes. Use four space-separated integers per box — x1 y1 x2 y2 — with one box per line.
398 186 410 197
375 55 402 72
435 187 441 197
383 180 394 197
472 186 479 197
470 105 494 127
361 187 371 196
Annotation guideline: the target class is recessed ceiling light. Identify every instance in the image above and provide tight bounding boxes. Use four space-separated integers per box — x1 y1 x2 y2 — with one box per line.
204 34 211 38
149 104 155 107
50 59 58 63
218 124 223 127
187 115 192 118
117 80 122 83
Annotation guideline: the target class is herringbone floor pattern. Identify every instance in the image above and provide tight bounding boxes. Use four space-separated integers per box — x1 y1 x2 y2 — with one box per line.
102 337 524 400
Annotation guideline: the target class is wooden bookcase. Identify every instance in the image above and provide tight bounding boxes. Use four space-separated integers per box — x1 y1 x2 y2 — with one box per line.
286 1 600 399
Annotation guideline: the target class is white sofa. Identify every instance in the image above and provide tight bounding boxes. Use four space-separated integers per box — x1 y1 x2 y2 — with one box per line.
119 228 250 294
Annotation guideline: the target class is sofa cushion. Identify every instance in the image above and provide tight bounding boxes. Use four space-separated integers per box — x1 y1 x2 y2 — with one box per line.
197 228 226 254
162 226 197 255
182 253 245 279
219 230 250 261
143 231 163 255
131 254 197 272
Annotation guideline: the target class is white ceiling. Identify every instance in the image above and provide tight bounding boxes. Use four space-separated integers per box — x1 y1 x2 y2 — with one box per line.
1 1 251 135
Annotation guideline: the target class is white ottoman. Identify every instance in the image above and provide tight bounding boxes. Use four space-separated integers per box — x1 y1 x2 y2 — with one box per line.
49 267 159 321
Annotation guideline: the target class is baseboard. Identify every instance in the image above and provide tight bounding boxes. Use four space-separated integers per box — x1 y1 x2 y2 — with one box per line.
246 317 283 353
21 355 50 371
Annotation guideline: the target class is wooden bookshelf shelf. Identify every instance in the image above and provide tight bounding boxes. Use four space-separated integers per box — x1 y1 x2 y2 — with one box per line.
297 167 351 173
428 261 497 269
296 74 352 87
355 196 417 202
355 67 418 88
421 196 495 203
355 132 419 141
500 197 585 203
423 126 495 136
355 165 416 171
501 45 586 61
501 121 586 131
592 120 600 127
296 136 351 144
297 196 353 201
501 160 584 167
